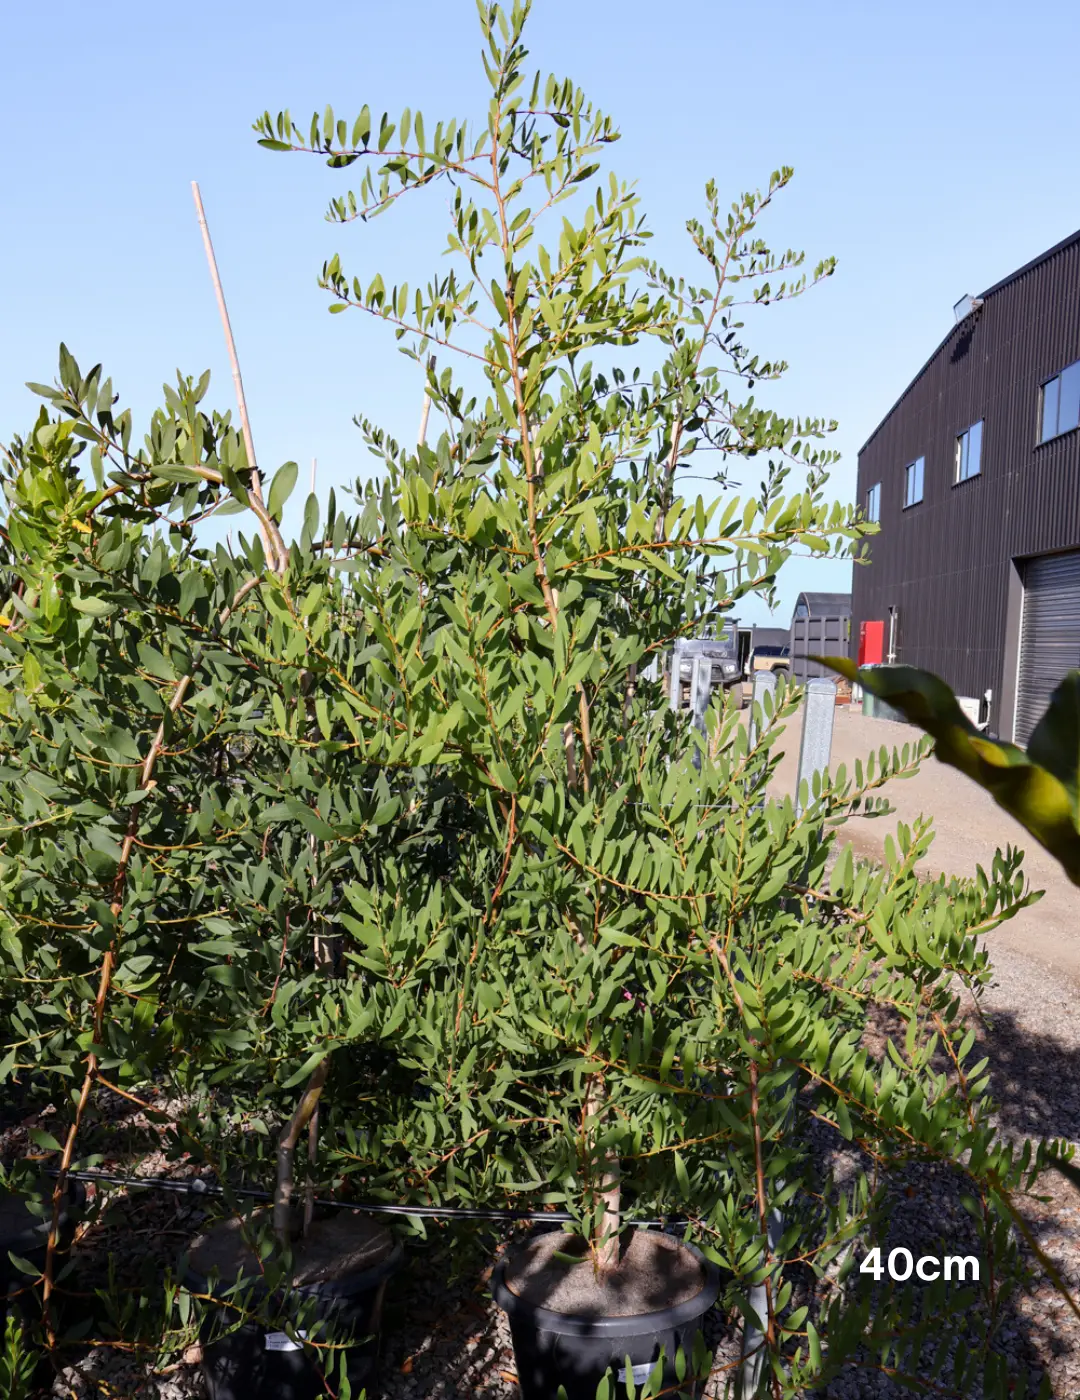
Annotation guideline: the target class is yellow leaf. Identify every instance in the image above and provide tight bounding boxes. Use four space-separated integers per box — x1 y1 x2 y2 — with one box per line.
71 519 92 535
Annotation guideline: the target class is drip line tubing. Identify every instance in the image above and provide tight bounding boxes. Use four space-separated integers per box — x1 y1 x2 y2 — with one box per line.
37 1167 682 1228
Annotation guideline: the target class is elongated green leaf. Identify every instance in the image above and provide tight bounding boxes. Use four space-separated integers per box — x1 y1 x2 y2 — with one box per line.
268 461 299 522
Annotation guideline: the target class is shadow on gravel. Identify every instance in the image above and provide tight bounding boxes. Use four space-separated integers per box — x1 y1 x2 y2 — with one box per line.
376 1227 522 1400
974 1003 1080 1146
805 1000 1080 1399
968 1003 1080 1395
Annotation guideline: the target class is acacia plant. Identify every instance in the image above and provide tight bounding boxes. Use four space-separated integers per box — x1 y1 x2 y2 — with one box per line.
0 3 1065 1394
0 362 461 1377
245 3 1058 1393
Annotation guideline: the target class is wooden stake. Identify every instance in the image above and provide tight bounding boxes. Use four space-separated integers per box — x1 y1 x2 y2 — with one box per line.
304 1101 319 1238
417 356 436 448
274 1058 330 1245
191 181 284 574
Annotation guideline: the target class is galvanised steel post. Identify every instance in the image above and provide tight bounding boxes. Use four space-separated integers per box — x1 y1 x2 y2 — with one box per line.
747 669 779 751
668 640 685 715
795 676 837 818
689 653 712 771
738 1200 786 1399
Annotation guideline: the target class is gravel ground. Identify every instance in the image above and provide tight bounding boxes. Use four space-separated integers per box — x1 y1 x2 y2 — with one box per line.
965 941 1080 1393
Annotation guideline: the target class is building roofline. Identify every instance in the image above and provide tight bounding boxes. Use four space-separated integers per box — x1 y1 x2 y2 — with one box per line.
857 226 1080 457
794 591 851 618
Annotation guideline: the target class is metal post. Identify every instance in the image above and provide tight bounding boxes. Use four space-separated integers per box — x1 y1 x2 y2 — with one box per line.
689 653 712 770
747 670 779 750
689 654 711 734
668 641 685 715
795 677 836 818
737 1201 785 1399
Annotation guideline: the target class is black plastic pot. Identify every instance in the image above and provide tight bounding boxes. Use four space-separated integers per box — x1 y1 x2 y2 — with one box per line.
185 1230 403 1400
1 1178 86 1393
492 1234 720 1400
0 1178 85 1325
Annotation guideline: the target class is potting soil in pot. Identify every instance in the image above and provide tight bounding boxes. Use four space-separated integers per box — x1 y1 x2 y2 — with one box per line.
504 1227 704 1316
189 1209 395 1287
187 1208 400 1400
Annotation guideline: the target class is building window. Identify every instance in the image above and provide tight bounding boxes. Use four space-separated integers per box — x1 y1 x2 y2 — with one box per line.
1041 360 1080 442
903 456 924 508
866 482 881 522
955 421 982 482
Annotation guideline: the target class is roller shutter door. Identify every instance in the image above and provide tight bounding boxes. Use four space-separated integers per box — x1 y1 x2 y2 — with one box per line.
1016 552 1080 745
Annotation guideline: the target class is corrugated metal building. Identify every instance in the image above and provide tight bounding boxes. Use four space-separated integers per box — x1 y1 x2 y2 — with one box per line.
790 592 852 684
852 229 1080 742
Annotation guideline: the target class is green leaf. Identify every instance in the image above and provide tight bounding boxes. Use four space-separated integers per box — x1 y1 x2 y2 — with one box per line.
295 806 338 841
28 1128 62 1151
268 461 299 522
71 596 116 617
281 1050 329 1091
807 1319 822 1372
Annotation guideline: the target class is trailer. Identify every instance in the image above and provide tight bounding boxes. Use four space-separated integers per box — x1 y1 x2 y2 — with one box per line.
790 592 852 685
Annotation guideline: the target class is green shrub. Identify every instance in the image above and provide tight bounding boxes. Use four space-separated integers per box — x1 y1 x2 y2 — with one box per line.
0 4 1062 1394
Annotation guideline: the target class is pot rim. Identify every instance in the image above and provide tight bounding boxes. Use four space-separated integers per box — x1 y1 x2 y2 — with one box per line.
184 1236 403 1302
491 1233 721 1338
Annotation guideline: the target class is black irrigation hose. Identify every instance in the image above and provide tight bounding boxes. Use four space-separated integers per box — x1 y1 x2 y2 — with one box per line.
40 1167 682 1229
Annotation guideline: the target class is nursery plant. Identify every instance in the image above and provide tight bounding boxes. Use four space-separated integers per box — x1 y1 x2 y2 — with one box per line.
0 3 1069 1398
242 2 1063 1394
0 365 428 1391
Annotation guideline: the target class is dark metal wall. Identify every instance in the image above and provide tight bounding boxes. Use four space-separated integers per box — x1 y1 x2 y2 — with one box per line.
853 231 1080 734
791 614 851 684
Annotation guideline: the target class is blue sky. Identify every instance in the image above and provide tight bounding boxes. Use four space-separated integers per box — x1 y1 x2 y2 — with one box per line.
3 0 1079 626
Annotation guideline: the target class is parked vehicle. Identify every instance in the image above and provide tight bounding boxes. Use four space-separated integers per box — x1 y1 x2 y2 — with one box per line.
666 620 746 710
749 641 790 676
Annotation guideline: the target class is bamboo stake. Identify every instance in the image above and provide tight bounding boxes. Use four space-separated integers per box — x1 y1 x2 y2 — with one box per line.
584 1075 621 1273
310 456 317 498
417 356 436 447
191 181 285 575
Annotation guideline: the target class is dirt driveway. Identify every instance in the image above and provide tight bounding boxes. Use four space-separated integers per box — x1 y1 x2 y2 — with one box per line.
762 704 1080 988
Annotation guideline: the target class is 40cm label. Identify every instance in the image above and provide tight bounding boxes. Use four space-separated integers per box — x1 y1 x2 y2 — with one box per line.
861 1246 979 1283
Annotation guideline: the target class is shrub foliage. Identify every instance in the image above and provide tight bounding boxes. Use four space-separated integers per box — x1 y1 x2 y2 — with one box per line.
0 4 1064 1394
